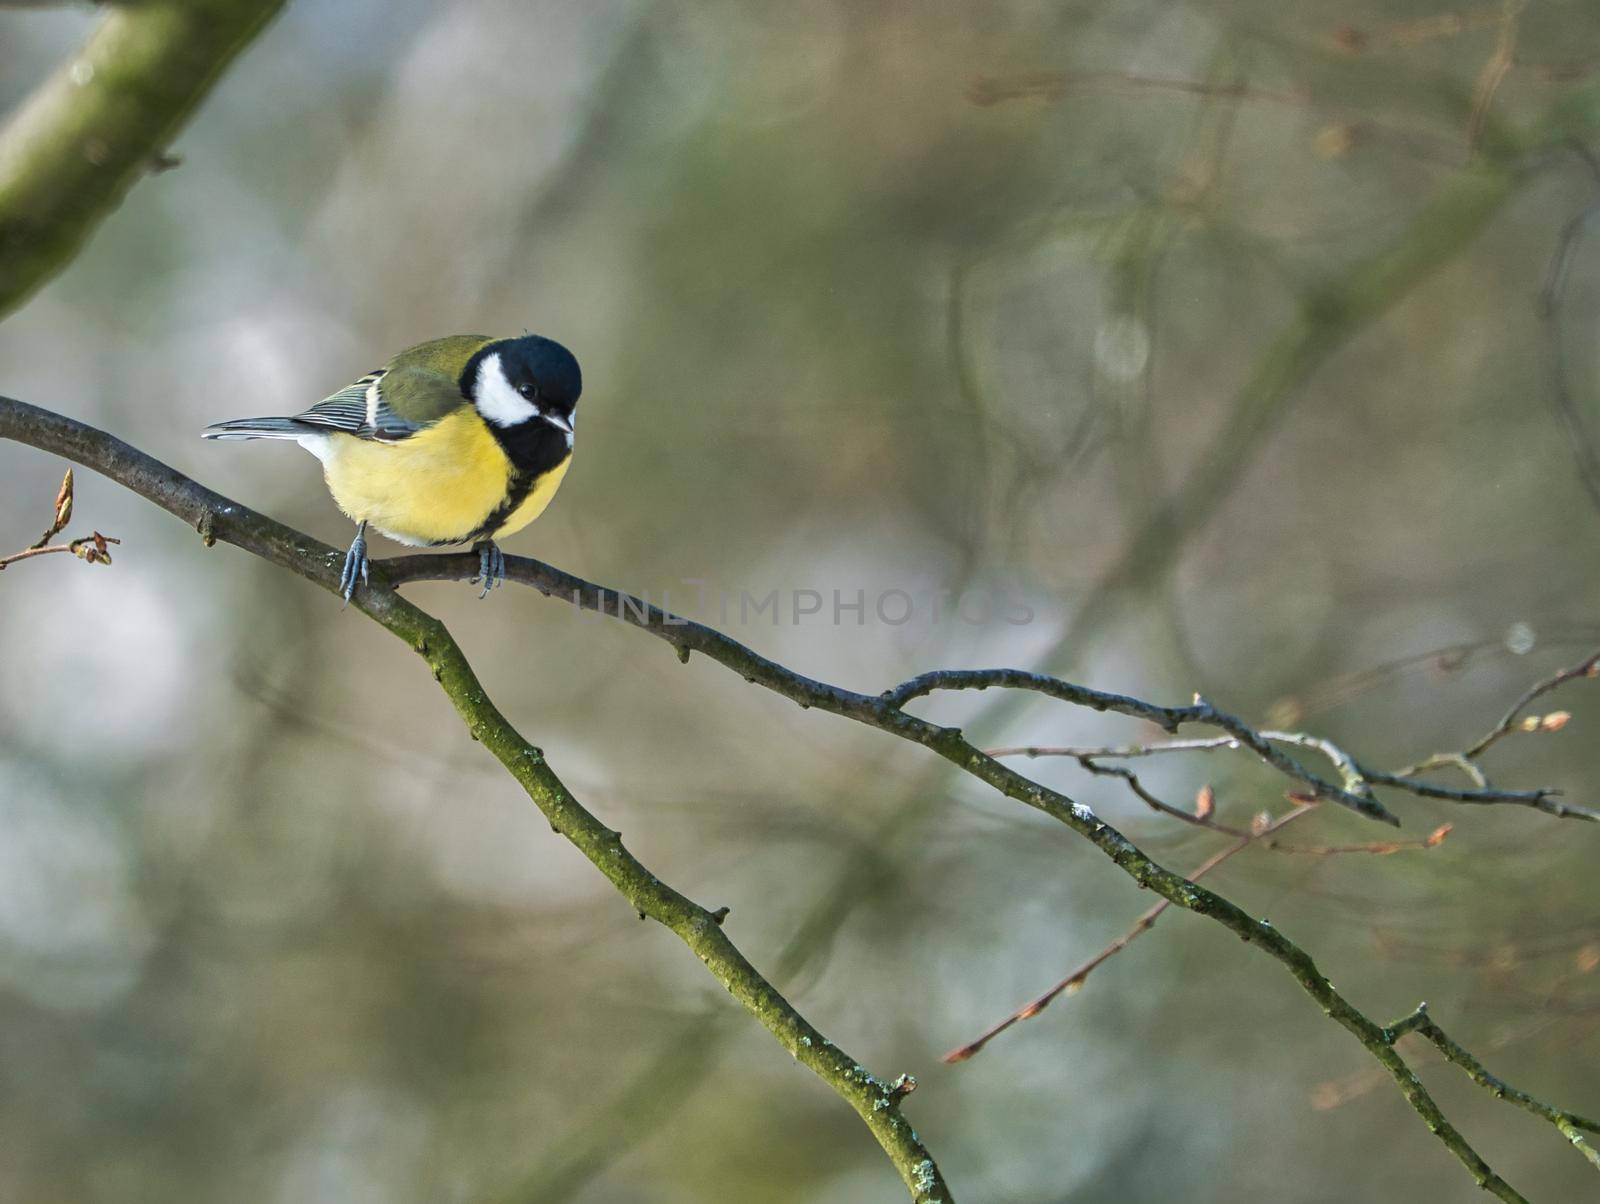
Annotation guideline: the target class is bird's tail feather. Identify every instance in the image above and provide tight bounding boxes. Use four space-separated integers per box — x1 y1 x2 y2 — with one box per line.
201 417 309 441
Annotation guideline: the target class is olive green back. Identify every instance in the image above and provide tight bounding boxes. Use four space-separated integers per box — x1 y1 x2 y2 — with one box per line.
379 335 496 425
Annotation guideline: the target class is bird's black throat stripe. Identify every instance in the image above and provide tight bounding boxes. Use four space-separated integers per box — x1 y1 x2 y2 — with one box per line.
463 419 572 544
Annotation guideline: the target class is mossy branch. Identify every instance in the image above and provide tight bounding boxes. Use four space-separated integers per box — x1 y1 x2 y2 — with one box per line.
0 397 952 1204
0 0 287 318
5 395 1598 1201
1385 1003 1600 1170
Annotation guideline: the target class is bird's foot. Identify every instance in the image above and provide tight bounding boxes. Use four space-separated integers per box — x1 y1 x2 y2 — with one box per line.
339 524 369 605
472 540 505 599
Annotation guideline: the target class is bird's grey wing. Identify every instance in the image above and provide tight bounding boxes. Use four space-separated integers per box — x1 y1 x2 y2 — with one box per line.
291 369 425 442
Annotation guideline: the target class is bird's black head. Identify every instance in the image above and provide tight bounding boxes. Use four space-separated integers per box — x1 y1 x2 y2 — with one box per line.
462 334 583 435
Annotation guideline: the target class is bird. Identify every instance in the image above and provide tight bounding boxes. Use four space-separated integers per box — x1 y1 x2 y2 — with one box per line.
203 333 580 601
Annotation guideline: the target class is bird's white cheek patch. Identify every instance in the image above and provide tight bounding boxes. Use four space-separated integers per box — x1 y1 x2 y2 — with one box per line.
474 352 538 427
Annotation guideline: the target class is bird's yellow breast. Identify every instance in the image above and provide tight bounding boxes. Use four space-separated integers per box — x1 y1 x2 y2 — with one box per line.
318 409 569 546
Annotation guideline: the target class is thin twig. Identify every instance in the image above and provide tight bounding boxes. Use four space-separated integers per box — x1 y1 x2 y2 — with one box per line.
0 467 119 570
965 71 1309 109
981 687 1596 823
1265 631 1600 725
989 737 1242 760
1268 824 1453 856
944 803 1321 1063
946 812 1457 1062
1332 8 1510 53
1394 647 1600 774
1073 755 1252 836
886 670 1397 823
0 532 119 570
1465 0 1527 157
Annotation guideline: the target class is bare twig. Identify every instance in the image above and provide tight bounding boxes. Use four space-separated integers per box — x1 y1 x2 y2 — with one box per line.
1331 8 1510 53
1359 767 1596 820
1465 0 1528 156
1268 824 1453 856
0 531 119 570
943 802 1322 1063
965 71 1309 109
1003 738 1473 852
945 815 1454 1062
1264 630 1600 725
988 736 1245 761
1395 647 1600 775
1072 756 1252 836
1124 660 1600 820
1533 56 1600 84
892 670 1407 822
961 64 1477 167
0 468 119 570
981 693 1598 824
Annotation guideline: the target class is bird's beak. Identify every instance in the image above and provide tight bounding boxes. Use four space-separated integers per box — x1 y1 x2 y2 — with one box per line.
541 410 573 435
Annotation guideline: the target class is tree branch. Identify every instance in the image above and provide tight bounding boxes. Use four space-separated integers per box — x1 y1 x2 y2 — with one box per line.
882 668 1400 824
0 0 287 317
1385 1003 1600 1170
0 397 951 1203
985 715 1600 823
6 395 1597 1202
1402 648 1600 768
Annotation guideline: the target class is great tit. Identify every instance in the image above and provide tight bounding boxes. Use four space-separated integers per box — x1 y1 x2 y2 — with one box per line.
203 333 580 600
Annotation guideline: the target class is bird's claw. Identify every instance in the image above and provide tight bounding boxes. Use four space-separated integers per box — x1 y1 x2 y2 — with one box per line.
339 530 369 605
473 541 505 599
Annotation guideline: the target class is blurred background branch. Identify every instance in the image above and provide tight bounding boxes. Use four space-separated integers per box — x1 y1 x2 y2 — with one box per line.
1539 143 1600 519
0 0 285 317
1061 158 1524 652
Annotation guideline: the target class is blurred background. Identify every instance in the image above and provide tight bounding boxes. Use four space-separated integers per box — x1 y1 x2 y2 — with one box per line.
3 1 1600 1200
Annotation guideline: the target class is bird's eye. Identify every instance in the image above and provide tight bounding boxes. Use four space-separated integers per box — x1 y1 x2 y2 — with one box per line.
517 382 538 400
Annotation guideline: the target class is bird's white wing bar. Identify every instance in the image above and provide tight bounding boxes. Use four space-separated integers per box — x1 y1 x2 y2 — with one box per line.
291 369 421 441
294 370 385 433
